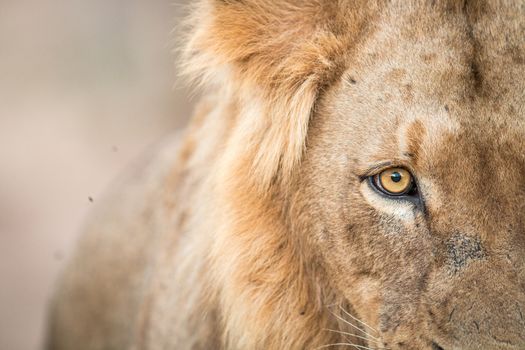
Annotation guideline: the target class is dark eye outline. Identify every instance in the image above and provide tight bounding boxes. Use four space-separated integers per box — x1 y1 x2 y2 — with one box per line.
368 168 419 200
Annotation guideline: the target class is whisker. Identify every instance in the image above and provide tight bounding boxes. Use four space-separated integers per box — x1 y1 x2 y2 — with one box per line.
322 330 390 350
326 309 381 342
338 305 379 334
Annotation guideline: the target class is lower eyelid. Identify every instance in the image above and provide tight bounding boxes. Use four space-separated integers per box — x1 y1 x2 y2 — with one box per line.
360 181 418 220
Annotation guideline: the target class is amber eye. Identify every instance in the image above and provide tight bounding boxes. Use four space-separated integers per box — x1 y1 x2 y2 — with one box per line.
372 167 415 196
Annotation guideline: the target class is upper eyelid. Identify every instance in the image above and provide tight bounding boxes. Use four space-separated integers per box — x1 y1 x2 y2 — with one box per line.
357 162 415 180
357 162 394 180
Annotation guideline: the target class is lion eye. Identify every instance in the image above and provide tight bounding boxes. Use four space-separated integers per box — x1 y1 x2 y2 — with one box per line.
371 167 416 197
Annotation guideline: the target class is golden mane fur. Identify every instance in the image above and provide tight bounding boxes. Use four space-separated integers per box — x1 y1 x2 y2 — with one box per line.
181 0 372 189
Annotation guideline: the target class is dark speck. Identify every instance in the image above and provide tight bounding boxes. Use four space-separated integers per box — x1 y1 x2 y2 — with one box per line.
349 77 357 84
444 105 449 112
88 197 94 203
432 342 445 350
446 233 485 272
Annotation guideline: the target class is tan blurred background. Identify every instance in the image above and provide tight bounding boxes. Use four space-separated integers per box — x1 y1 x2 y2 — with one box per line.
0 1 193 349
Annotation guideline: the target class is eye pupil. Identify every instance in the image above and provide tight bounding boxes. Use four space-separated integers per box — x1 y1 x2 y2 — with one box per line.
390 172 402 183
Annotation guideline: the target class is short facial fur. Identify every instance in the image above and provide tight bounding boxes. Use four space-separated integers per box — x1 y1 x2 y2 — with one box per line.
48 1 525 349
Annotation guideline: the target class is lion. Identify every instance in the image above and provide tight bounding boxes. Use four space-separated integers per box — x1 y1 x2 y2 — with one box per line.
48 1 525 349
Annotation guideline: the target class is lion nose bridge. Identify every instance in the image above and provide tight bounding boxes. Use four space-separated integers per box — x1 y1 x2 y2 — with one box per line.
432 230 525 347
443 268 525 348
434 210 524 274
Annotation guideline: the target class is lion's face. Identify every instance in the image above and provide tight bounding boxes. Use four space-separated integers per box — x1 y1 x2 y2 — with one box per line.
295 6 525 350
185 1 525 348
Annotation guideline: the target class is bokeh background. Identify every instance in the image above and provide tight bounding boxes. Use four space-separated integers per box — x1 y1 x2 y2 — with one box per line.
0 1 192 349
